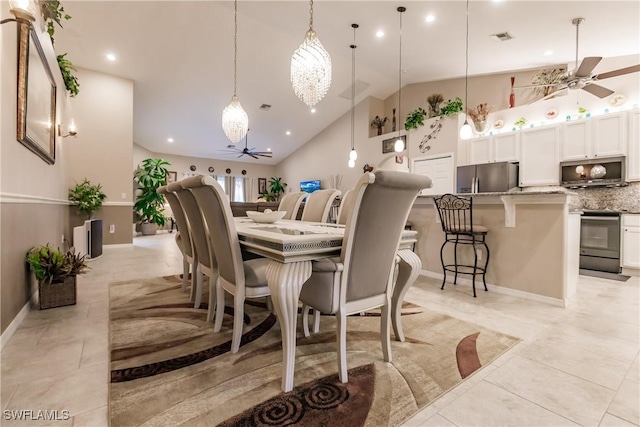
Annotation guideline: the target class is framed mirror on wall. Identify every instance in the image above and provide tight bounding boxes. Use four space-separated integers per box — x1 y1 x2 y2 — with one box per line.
16 23 57 164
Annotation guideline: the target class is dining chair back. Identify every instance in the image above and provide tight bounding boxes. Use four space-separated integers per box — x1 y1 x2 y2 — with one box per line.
278 192 306 220
336 189 355 225
158 184 197 297
184 175 271 353
173 178 217 311
301 189 341 223
299 170 431 382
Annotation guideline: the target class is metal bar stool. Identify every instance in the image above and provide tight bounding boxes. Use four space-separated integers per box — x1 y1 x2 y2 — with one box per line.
433 194 489 297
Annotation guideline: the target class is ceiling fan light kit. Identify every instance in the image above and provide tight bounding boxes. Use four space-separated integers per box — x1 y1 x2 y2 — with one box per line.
291 0 332 108
223 130 273 160
222 0 249 144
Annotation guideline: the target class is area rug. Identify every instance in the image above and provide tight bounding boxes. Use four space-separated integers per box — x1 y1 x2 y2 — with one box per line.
109 275 520 426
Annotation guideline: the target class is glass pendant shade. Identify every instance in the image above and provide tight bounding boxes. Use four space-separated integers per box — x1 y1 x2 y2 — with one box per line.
459 120 473 140
348 159 355 168
68 119 77 135
349 149 358 161
222 95 249 144
291 30 332 108
394 138 404 152
9 0 36 20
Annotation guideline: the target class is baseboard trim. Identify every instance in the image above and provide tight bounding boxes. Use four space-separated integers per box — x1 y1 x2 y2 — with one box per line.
419 269 567 308
0 291 36 351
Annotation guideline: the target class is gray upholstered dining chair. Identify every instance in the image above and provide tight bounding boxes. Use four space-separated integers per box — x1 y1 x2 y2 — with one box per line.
278 191 306 220
336 189 355 225
184 175 272 354
172 180 214 313
301 188 341 223
298 170 431 382
158 184 198 301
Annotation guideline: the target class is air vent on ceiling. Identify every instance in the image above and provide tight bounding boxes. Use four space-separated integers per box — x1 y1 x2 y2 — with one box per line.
490 32 514 42
259 104 271 110
338 80 371 100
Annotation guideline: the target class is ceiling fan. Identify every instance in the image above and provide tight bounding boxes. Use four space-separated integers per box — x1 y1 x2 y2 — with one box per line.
516 17 640 99
221 130 272 159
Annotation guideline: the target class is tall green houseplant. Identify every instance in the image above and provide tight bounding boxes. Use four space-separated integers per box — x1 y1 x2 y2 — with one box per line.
134 158 170 235
68 178 106 220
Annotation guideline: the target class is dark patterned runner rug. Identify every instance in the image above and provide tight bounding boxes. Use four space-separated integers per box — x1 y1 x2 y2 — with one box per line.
109 275 520 426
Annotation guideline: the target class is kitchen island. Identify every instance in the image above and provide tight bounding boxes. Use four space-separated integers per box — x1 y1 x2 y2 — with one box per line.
409 189 580 306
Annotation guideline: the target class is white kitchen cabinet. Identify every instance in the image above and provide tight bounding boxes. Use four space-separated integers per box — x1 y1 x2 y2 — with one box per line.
627 109 640 181
562 119 591 160
592 112 627 157
468 132 519 165
519 125 560 186
622 214 640 269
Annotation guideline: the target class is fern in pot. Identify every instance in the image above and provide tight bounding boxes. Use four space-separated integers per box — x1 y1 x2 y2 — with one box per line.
134 158 171 235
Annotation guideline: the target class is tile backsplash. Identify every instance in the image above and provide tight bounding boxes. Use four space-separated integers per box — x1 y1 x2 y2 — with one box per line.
570 182 640 212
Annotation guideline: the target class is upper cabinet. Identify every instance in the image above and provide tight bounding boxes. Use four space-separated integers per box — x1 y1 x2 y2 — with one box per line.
519 126 560 187
561 112 627 160
628 109 640 181
468 132 519 165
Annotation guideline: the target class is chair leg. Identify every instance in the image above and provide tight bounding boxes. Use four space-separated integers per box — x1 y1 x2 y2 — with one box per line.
194 270 203 309
380 302 392 364
337 310 348 383
302 304 311 337
231 295 245 353
190 263 198 302
313 309 320 333
482 239 490 292
439 240 447 290
453 236 459 285
181 258 189 293
213 278 225 332
206 274 216 322
471 240 478 298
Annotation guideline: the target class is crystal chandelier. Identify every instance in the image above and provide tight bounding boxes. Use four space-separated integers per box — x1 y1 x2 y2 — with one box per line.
348 24 358 168
291 0 332 108
222 0 248 144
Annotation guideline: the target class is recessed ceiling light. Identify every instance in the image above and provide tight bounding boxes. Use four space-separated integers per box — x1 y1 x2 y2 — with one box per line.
267 148 272 152
106 53 116 61
167 138 174 143
543 50 554 56
425 14 435 23
376 30 384 38
310 108 317 113
286 131 291 135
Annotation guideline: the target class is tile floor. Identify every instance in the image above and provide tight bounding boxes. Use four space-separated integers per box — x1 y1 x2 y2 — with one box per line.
1 233 638 426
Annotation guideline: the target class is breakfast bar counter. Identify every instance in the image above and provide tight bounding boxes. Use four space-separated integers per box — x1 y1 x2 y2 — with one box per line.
409 190 580 306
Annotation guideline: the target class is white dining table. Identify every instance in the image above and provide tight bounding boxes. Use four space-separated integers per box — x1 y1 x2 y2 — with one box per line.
234 218 421 392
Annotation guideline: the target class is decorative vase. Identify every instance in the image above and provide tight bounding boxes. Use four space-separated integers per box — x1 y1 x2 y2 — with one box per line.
428 104 440 118
141 223 158 235
392 108 397 132
39 276 76 309
377 127 382 136
509 76 515 108
473 119 489 135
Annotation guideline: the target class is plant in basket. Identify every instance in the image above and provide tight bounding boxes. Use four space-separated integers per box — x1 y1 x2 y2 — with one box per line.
26 245 88 309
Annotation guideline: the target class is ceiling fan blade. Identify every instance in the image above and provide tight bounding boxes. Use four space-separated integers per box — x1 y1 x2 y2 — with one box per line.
513 83 560 89
249 153 259 159
237 154 244 158
575 57 602 77
595 64 640 80
582 83 614 98
255 154 273 158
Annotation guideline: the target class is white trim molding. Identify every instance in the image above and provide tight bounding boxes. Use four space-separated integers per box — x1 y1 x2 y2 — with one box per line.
0 291 37 351
0 192 69 205
103 201 134 207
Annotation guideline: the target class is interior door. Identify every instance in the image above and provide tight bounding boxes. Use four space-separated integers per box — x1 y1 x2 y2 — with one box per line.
412 155 454 195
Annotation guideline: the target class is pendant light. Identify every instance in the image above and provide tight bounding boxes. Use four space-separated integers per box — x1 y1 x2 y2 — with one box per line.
221 0 249 144
394 7 406 153
291 0 332 108
348 24 359 168
459 0 473 140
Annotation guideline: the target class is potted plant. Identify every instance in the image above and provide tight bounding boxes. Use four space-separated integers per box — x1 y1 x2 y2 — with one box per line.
370 116 388 135
259 177 288 202
404 107 427 131
439 97 464 117
134 158 171 235
466 103 492 134
427 93 444 117
68 178 106 220
26 244 88 309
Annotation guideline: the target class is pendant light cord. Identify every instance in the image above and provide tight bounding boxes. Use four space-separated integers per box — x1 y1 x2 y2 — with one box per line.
397 7 405 138
351 26 357 151
464 0 469 117
309 0 314 30
233 0 238 96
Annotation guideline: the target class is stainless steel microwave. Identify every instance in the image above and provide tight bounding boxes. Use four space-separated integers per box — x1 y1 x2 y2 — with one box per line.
560 156 626 188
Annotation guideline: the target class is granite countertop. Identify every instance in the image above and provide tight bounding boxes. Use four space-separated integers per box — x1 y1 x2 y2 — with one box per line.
418 188 576 198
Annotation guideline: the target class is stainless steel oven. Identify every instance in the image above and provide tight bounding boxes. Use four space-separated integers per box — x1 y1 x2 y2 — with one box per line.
580 210 621 273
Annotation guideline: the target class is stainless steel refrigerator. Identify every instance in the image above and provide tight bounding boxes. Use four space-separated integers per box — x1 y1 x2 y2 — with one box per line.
456 162 519 193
